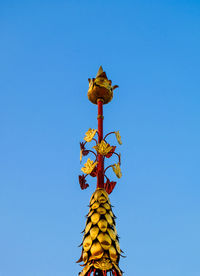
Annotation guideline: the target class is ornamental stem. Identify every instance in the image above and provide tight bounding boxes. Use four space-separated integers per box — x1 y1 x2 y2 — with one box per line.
97 99 104 189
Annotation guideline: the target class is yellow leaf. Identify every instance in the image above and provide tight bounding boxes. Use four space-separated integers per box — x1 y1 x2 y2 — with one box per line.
80 150 83 162
115 131 122 145
84 128 97 142
81 158 98 175
93 140 113 156
111 163 122 178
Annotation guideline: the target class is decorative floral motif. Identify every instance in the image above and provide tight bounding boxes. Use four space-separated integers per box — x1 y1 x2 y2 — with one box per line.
80 142 89 162
84 128 97 142
79 125 122 193
93 140 113 156
115 131 122 145
111 163 122 178
104 178 117 194
79 175 89 190
81 158 98 175
106 146 116 158
87 66 119 105
94 258 113 270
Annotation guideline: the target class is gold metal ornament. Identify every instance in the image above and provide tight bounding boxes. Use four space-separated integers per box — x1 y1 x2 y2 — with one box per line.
111 163 122 178
113 262 122 274
80 149 83 162
113 225 118 236
90 226 99 240
79 262 93 276
109 210 115 218
82 251 88 263
103 203 111 210
115 130 122 145
97 219 108 232
97 232 112 250
85 221 92 234
89 196 96 206
115 239 121 254
94 188 108 201
81 158 98 175
109 245 118 262
90 241 104 259
87 66 118 105
107 228 117 241
93 140 113 156
94 258 113 270
77 188 123 275
84 128 97 142
105 213 113 225
91 202 100 209
91 212 100 224
98 195 107 204
97 207 107 215
83 235 92 252
87 209 94 217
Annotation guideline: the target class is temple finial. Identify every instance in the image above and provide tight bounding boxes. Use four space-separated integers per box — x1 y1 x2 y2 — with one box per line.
87 66 118 105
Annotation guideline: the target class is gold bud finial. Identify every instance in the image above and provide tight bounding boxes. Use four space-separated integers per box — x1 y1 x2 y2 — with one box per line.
87 66 118 105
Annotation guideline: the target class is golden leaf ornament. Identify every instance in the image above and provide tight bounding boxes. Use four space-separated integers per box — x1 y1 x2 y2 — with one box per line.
93 140 113 156
84 128 97 142
112 163 122 178
115 131 122 145
81 158 98 175
80 150 83 162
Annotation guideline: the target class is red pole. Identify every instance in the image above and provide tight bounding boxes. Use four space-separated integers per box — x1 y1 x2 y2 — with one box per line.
97 99 104 189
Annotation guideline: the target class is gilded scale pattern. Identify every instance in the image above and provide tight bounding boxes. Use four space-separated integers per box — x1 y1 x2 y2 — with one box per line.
77 189 122 276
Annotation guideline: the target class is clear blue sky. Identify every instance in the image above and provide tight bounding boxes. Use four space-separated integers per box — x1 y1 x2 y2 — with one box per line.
0 1 200 275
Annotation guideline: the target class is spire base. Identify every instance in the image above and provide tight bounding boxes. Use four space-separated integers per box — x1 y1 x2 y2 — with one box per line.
77 189 123 276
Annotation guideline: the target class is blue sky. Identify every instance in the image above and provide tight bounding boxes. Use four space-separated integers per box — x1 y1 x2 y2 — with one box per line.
0 1 200 275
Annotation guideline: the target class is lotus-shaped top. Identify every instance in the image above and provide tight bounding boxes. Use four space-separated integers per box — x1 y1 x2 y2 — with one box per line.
87 66 118 104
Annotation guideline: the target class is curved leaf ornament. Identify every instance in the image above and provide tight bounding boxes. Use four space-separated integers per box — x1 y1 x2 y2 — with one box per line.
80 149 83 162
80 142 90 162
84 128 97 142
79 175 89 190
106 146 116 158
93 140 113 156
104 178 117 194
81 158 98 175
111 163 122 178
115 131 122 145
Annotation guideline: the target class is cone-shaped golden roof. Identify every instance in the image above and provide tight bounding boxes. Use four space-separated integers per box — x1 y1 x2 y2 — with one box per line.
77 188 123 276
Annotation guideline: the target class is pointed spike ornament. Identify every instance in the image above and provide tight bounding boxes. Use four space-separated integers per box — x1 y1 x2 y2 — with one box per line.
96 65 104 77
78 67 124 275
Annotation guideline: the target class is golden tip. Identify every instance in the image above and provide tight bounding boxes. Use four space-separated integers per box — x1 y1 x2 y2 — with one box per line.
96 66 104 77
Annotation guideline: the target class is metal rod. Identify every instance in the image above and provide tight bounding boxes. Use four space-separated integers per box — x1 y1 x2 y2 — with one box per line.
97 99 104 189
104 131 115 141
